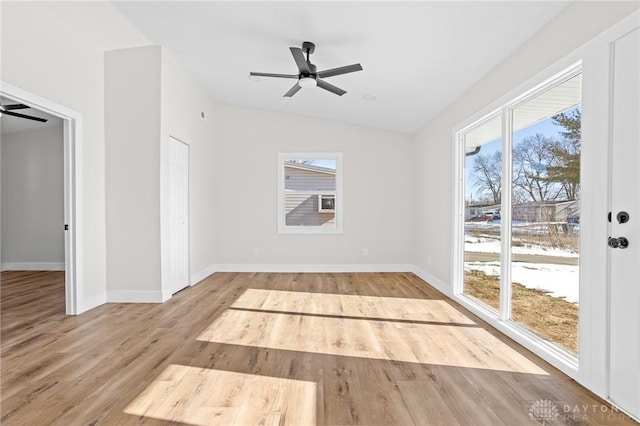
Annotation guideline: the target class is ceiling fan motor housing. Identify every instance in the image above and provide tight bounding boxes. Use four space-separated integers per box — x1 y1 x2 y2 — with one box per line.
304 63 318 78
302 41 315 55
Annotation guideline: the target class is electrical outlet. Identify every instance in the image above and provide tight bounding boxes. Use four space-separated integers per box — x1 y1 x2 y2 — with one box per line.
254 248 260 256
362 248 369 256
428 255 432 265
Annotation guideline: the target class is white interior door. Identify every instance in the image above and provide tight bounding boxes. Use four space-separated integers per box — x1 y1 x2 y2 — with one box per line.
169 137 189 295
609 26 640 419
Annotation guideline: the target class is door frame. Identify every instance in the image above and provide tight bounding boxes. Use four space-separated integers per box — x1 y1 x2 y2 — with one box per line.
1 81 83 315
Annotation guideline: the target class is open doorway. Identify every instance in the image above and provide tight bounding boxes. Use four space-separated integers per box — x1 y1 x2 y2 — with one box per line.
1 82 82 315
1 97 65 315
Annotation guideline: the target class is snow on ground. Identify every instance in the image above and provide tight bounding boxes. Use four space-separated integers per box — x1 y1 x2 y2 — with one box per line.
463 220 579 303
465 261 579 304
464 220 578 258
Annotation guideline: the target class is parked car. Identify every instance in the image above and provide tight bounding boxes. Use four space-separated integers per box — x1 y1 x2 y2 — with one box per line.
483 211 500 220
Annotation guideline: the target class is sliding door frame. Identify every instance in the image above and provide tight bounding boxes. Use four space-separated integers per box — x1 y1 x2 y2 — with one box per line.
452 61 583 378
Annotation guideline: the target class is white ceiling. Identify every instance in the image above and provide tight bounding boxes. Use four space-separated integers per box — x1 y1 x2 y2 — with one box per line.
114 1 571 134
0 97 62 136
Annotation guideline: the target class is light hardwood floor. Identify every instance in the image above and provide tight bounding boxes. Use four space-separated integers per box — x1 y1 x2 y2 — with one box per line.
1 271 636 425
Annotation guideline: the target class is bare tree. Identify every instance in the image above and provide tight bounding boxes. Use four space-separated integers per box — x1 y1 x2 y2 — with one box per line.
472 151 502 204
285 159 317 166
513 133 563 202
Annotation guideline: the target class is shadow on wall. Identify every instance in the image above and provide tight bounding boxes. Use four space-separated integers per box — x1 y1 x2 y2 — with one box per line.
285 195 334 227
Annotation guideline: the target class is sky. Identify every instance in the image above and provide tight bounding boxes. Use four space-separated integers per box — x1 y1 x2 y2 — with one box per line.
309 159 337 170
465 106 580 202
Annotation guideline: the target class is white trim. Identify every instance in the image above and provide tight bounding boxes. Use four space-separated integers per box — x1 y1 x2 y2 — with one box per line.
451 130 465 296
190 264 217 286
411 266 453 298
80 292 107 314
0 81 84 315
214 263 413 273
277 152 344 234
0 262 65 271
107 291 164 304
500 107 513 321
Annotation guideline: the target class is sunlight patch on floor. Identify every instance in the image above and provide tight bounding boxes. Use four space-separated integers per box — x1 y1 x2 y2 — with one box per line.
198 289 549 375
125 364 316 426
232 288 478 324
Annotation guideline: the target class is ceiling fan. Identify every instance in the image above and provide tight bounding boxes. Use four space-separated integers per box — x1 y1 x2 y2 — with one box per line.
0 103 48 122
250 41 363 97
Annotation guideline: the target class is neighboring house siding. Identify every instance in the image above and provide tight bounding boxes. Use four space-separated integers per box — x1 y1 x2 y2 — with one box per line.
512 200 580 223
285 166 336 191
284 165 336 227
284 193 336 227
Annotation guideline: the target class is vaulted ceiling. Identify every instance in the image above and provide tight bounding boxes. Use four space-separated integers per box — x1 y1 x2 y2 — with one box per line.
115 2 569 134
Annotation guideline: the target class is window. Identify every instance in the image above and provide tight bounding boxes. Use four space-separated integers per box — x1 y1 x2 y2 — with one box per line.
318 195 335 213
456 63 582 357
277 153 343 234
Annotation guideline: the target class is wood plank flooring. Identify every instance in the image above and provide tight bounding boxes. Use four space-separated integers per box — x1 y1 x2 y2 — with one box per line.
1 271 636 425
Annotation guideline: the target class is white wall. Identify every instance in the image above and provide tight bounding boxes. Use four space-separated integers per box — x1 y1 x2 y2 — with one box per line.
160 50 217 291
1 2 152 311
412 1 640 284
104 46 218 301
105 46 162 297
1 126 64 269
213 105 413 268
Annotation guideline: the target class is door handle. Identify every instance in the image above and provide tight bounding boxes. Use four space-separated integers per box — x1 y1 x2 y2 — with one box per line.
608 236 629 249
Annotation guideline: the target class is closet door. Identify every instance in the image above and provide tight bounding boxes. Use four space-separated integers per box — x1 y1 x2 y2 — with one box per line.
169 137 190 294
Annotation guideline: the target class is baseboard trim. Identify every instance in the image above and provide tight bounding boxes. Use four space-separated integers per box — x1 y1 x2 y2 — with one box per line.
214 263 414 273
191 264 218 286
107 290 164 303
410 266 452 298
79 292 107 315
0 262 65 271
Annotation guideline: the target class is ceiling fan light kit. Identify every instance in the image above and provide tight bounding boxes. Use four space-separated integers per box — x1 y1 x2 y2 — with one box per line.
298 76 317 88
250 41 363 97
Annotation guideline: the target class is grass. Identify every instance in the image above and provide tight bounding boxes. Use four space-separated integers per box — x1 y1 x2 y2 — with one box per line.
464 269 578 354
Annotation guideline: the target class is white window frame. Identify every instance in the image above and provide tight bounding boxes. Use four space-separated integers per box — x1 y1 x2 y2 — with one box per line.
277 152 343 234
318 194 336 213
452 61 583 378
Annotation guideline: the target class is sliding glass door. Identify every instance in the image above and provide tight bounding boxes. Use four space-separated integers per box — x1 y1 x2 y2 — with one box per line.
459 65 582 356
463 114 503 312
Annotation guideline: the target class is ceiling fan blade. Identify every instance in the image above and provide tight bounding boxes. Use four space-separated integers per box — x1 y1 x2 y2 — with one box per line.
316 79 346 96
283 83 302 98
317 64 363 79
1 103 30 111
249 72 298 79
289 47 310 74
1 110 48 122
